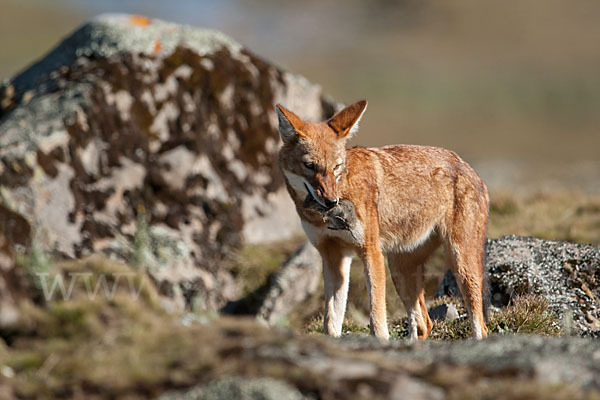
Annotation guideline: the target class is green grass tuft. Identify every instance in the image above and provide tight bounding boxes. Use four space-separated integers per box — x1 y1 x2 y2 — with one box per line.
305 314 370 336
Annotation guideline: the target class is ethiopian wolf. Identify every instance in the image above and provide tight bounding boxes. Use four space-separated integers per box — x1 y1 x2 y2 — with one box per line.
277 100 489 341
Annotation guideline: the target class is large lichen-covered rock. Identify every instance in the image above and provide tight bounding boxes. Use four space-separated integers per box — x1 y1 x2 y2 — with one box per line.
0 14 337 310
436 235 600 337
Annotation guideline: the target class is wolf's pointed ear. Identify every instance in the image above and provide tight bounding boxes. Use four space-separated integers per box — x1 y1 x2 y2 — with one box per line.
276 104 305 143
328 100 367 140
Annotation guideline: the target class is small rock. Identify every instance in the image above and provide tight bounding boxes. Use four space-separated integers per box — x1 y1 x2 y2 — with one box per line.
429 303 459 322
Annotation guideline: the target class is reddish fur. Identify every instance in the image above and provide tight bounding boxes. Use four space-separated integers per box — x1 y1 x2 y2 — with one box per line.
277 101 489 340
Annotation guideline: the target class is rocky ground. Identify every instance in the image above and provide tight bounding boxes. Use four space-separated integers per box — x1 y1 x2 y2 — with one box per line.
0 255 599 400
1 14 600 400
437 235 600 337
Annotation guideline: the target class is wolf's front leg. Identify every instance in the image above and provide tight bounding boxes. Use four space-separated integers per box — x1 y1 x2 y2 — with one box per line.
362 245 390 340
319 241 353 337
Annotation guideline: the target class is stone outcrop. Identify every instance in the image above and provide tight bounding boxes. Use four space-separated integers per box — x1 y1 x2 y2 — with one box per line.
221 241 322 324
256 243 321 325
0 14 337 311
255 243 321 325
436 235 600 336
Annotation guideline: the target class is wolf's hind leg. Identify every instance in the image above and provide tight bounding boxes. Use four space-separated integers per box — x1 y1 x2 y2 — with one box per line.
388 254 433 341
444 224 488 340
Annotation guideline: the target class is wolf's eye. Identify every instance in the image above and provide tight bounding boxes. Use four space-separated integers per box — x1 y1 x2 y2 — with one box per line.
303 161 315 170
334 163 344 176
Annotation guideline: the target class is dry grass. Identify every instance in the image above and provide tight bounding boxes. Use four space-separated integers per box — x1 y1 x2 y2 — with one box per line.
0 256 198 399
304 314 370 337
305 295 561 340
488 190 600 245
422 295 561 340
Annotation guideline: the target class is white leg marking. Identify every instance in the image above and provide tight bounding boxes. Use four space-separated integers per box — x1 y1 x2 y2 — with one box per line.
323 254 352 337
406 306 419 343
471 317 483 340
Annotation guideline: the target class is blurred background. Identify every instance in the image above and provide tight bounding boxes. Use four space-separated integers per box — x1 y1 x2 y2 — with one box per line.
1 0 599 191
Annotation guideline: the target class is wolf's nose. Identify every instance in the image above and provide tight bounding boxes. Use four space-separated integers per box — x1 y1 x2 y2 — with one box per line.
323 197 339 209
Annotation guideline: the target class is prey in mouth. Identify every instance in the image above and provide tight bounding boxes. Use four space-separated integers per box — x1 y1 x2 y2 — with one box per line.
302 195 357 234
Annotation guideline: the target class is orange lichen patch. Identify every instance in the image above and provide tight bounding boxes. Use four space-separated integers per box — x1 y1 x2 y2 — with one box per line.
129 15 151 26
153 39 162 54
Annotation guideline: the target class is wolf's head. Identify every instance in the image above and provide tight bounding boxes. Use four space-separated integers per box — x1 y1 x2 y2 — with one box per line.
276 100 367 209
